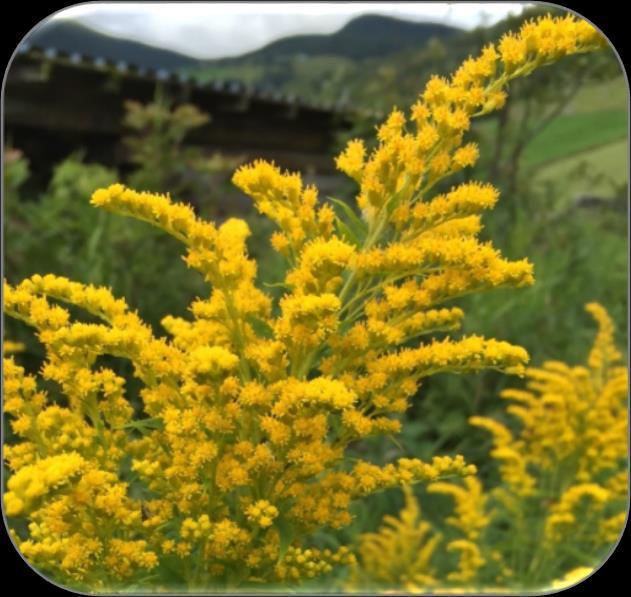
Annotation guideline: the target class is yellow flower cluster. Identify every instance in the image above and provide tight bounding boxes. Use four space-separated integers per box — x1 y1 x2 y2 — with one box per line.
471 303 627 582
428 478 490 583
472 303 627 549
3 13 607 592
351 303 626 592
4 453 86 516
2 203 480 590
231 160 336 259
276 545 355 581
246 500 279 528
335 13 604 221
349 485 440 589
550 567 594 590
3 339 25 355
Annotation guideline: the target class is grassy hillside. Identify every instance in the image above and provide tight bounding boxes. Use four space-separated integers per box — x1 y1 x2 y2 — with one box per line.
569 74 629 113
523 109 627 167
533 139 627 206
525 76 627 206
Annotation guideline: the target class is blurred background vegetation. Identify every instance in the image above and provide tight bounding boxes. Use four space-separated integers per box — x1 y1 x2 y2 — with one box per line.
4 2 628 564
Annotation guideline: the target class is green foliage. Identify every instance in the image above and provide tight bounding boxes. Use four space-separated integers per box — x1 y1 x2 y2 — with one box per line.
123 96 241 203
3 147 30 200
4 98 244 343
4 153 207 335
6 154 117 280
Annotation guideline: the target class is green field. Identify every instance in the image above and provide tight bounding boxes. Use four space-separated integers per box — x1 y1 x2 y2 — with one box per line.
532 139 627 207
568 75 628 113
523 75 627 205
523 109 627 167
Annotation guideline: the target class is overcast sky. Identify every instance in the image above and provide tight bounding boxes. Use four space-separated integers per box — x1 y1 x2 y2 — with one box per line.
50 2 528 60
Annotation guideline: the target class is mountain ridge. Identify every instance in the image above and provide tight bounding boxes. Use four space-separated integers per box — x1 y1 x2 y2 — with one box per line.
210 14 461 64
23 20 202 70
22 14 462 71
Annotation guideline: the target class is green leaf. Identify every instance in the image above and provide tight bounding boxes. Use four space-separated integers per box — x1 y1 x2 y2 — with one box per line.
246 315 274 339
335 215 360 247
385 178 410 216
263 281 292 289
438 411 466 435
386 434 404 451
122 417 164 433
328 196 367 241
276 516 296 564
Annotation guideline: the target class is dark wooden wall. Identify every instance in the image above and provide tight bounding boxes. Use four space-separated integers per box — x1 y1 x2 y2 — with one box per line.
4 48 353 186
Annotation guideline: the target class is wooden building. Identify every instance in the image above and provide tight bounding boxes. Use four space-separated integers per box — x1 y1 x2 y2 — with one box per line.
4 44 354 185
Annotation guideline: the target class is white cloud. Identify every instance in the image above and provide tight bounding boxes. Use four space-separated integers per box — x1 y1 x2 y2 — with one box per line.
49 2 527 59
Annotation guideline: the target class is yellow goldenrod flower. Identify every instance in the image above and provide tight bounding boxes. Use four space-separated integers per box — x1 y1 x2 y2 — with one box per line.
3 340 25 355
2 12 608 592
349 485 441 590
550 567 594 589
352 303 626 592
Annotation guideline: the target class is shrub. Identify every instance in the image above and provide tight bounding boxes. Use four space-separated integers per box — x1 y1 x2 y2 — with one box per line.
3 14 606 592
351 303 627 592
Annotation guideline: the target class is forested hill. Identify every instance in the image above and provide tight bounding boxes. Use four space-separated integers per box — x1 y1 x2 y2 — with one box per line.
22 20 202 70
220 15 461 62
189 6 577 112
189 14 463 100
